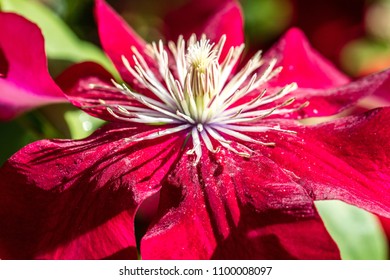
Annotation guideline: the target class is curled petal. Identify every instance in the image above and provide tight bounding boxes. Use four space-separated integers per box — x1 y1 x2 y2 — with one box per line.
0 13 65 120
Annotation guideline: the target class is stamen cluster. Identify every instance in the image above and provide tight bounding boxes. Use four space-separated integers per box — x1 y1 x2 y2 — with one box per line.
91 35 304 164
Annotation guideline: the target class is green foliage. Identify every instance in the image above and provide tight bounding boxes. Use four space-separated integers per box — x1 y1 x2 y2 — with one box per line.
0 0 116 75
241 0 293 44
64 109 105 139
0 111 62 165
341 38 390 76
0 0 112 155
316 200 388 260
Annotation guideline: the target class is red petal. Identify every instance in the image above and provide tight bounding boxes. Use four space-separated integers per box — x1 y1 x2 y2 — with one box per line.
271 68 390 119
56 61 134 122
266 28 350 89
263 28 390 118
0 13 65 120
141 150 339 259
366 71 390 104
164 0 244 58
0 124 182 259
95 0 150 85
256 108 390 218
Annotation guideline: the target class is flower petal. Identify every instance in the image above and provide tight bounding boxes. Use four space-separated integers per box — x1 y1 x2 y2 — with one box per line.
164 0 244 57
56 61 134 122
256 108 390 218
95 0 149 85
0 12 65 120
263 28 390 118
265 28 350 89
273 68 390 119
0 123 183 259
141 149 339 259
364 72 390 105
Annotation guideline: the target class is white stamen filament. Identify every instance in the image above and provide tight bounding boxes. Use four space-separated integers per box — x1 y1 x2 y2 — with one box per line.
88 35 305 165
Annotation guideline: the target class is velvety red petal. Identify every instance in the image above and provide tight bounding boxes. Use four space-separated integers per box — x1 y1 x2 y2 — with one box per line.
202 0 244 59
0 123 183 259
95 0 150 86
56 61 135 122
164 0 244 58
141 149 339 259
267 68 390 119
265 28 350 89
0 13 65 120
303 69 390 118
262 28 390 118
254 108 390 218
366 71 390 104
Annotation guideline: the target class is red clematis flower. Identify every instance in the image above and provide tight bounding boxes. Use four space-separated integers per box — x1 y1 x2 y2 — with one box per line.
1 0 390 260
0 12 66 121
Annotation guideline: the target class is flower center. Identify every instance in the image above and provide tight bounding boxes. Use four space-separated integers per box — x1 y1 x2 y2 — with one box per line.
187 38 217 74
90 34 307 164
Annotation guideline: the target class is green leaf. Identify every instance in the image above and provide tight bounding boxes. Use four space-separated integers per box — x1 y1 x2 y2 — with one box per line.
64 109 105 139
0 0 117 76
241 0 293 43
0 120 38 165
0 110 65 165
316 200 388 260
341 39 390 76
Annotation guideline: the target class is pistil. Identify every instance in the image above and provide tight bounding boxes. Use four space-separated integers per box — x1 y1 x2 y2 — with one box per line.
87 34 306 164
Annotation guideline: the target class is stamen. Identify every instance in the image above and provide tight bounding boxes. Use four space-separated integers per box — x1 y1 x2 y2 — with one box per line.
88 34 308 164
200 130 220 153
187 127 202 165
